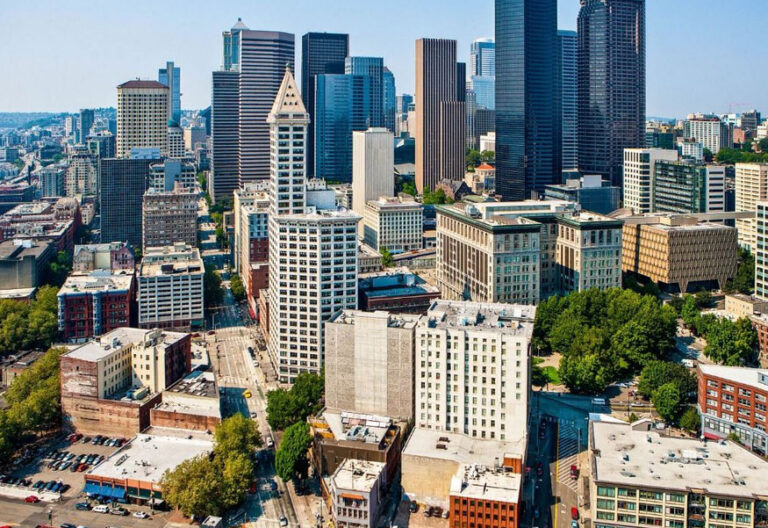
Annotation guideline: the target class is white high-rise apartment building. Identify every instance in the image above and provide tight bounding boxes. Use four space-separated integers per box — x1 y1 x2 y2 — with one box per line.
267 67 360 383
363 196 423 253
684 114 730 154
116 80 169 159
755 202 768 300
415 300 534 441
735 163 768 251
623 148 678 214
352 128 394 236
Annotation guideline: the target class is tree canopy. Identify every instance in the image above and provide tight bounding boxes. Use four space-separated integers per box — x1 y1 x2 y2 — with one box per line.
704 317 757 366
275 422 312 482
534 288 677 394
229 274 246 302
266 372 324 431
422 187 453 205
715 148 768 164
380 247 394 268
652 382 684 422
724 248 754 295
204 265 224 309
637 360 697 400
0 285 60 356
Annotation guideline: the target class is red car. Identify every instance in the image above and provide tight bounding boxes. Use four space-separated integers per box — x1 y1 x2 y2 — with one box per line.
571 507 579 520
25 495 40 503
570 464 578 479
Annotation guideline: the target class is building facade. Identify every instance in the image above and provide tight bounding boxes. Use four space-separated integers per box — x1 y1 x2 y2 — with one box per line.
210 68 240 201
116 80 169 158
66 147 99 197
684 114 731 154
100 158 157 248
653 161 726 214
142 184 199 250
158 61 181 124
735 163 768 251
363 197 423 253
623 148 679 214
352 128 395 234
557 30 578 173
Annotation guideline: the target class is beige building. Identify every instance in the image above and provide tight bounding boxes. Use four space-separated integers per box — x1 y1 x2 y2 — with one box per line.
116 80 169 158
352 128 394 235
735 163 768 251
621 214 738 293
66 147 99 197
589 419 768 528
142 183 199 250
363 196 423 253
724 294 768 319
329 459 386 528
556 212 623 293
325 310 419 421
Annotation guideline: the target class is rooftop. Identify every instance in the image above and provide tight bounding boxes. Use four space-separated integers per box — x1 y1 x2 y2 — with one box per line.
323 411 394 446
140 245 203 277
420 300 536 338
403 428 526 467
449 464 522 503
331 459 385 493
117 80 168 90
64 327 187 363
87 432 213 484
165 370 218 399
698 364 768 393
358 267 440 300
590 420 768 498
366 196 422 210
0 239 53 260
59 270 134 295
358 242 382 258
155 371 221 419
329 310 421 330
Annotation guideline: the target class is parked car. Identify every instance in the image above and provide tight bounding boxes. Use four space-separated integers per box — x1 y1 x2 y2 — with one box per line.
279 516 288 527
111 506 129 516
75 502 91 511
133 511 150 519
409 501 419 513
92 504 110 514
60 523 76 528
24 495 39 503
571 507 579 520
570 464 578 479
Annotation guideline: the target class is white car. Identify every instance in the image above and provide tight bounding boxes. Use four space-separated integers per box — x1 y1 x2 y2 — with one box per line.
133 511 150 519
279 516 288 527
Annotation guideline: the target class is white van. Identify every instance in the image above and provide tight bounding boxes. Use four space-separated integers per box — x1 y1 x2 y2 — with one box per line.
93 505 110 514
592 398 607 406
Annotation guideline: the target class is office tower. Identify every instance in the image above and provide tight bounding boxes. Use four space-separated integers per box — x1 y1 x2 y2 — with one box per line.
346 57 384 128
211 69 240 201
116 80 169 158
65 116 76 139
653 161 726 214
456 62 466 103
756 203 768 300
267 68 360 383
352 128 395 233
314 74 373 182
684 114 731 154
301 32 349 177
415 38 466 193
86 132 116 159
363 196 423 253
735 163 768 251
622 148 678 214
578 0 646 188
200 106 211 136
167 123 184 158
470 75 495 111
142 183 199 251
556 30 578 172
79 109 94 144
415 300 534 440
470 38 495 77
100 158 157 248
158 61 181 123
66 146 99 197
495 0 558 200
383 67 396 133
395 94 413 136
148 159 196 192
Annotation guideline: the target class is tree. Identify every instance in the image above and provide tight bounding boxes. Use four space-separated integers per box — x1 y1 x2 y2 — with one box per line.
637 361 697 400
275 422 312 482
758 137 768 153
679 407 700 433
291 372 324 415
380 247 394 268
423 188 450 205
46 250 72 287
704 317 757 366
161 455 224 518
204 265 224 309
480 150 495 162
652 383 683 422
680 295 700 330
402 182 417 196
465 149 482 169
214 413 262 458
266 372 324 430
230 274 246 302
694 290 713 309
266 388 297 431
726 248 755 295
703 148 714 162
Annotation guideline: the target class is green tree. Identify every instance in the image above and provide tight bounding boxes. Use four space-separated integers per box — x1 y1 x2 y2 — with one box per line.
275 422 312 482
230 274 246 302
465 149 482 169
726 248 755 295
291 372 324 415
422 187 452 205
652 383 683 422
266 388 297 431
704 317 757 365
161 455 224 518
679 407 700 433
758 137 768 153
204 265 224 309
703 148 714 162
637 361 697 400
46 250 72 287
694 290 713 309
480 150 495 162
402 182 417 196
680 295 699 329
266 372 324 430
214 413 262 458
380 247 394 268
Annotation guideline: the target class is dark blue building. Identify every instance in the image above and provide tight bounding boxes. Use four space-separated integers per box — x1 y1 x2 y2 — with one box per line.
495 0 558 201
345 56 384 129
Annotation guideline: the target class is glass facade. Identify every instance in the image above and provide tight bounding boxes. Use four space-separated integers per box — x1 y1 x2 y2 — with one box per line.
345 56 384 129
495 0 558 201
556 30 578 172
158 61 181 123
383 67 396 133
653 161 707 214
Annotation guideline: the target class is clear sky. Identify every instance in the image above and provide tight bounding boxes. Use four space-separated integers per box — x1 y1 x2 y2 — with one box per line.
1 0 765 118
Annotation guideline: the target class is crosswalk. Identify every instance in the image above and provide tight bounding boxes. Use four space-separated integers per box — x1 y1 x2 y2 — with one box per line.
557 423 579 492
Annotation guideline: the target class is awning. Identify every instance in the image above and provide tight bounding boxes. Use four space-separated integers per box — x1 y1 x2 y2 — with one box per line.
84 482 102 495
83 482 125 499
340 493 365 501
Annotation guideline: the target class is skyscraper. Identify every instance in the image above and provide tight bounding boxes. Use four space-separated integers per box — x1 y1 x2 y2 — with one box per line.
301 32 349 177
495 0 558 200
556 30 578 173
116 80 169 158
345 56 384 128
211 70 240 201
78 109 94 144
470 38 495 77
383 67 396 133
578 0 646 188
352 128 394 234
100 158 158 247
415 38 465 193
158 61 181 123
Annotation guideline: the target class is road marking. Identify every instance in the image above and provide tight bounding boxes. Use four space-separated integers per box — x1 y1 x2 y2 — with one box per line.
554 420 559 528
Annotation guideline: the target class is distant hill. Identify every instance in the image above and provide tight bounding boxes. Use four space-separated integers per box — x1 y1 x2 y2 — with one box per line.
0 112 62 129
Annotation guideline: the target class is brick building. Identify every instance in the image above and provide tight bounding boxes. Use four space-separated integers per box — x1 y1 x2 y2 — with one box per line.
751 315 768 368
698 364 768 454
73 242 135 273
150 371 221 432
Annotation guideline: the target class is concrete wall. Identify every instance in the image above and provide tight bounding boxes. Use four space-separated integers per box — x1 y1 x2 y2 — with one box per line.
401 453 458 509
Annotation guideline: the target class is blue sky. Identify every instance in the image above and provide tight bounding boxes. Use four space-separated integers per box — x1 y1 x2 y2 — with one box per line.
1 0 765 118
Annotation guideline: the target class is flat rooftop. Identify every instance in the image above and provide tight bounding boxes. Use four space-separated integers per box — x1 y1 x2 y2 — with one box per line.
323 411 393 446
590 420 768 498
331 459 385 493
449 464 522 503
698 364 768 393
64 327 187 363
358 242 382 258
358 267 440 299
59 270 134 295
88 432 213 484
165 370 218 399
329 310 421 330
140 246 203 277
420 300 536 338
403 428 526 466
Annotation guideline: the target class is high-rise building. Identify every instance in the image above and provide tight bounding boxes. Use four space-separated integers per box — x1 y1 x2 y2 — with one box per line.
622 148 679 214
495 0 558 200
86 132 116 159
578 0 646 188
266 68 361 383
352 128 394 234
116 80 169 158
383 67 396 133
66 147 99 197
395 94 414 136
301 32 349 177
735 163 768 251
684 114 731 154
415 38 465 193
39 165 66 198
363 196 423 253
78 109 94 145
314 74 373 182
653 161 726 214
100 158 158 248
346 56 384 129
211 69 240 201
470 75 495 110
167 123 184 158
142 183 199 251
158 61 181 123
148 159 197 192
470 38 495 77
556 30 578 172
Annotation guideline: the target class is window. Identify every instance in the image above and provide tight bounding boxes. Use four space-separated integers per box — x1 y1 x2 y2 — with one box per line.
597 486 616 498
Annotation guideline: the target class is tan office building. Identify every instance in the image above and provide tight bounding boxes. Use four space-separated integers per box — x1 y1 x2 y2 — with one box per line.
735 163 768 251
142 183 199 250
116 80 169 158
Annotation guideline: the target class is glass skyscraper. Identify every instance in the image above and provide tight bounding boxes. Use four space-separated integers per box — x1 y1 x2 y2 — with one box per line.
495 0 558 200
556 30 578 173
158 61 181 123
470 38 495 77
345 56 384 128
578 0 646 188
383 67 396 133
301 32 349 177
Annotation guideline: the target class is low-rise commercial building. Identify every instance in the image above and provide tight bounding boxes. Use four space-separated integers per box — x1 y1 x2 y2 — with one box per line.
358 243 383 274
449 463 522 528
653 161 726 214
724 294 768 320
357 268 440 313
750 315 768 368
137 244 204 330
0 238 55 291
363 196 423 254
589 419 768 528
329 459 386 528
698 364 768 454
73 242 135 273
150 370 221 432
